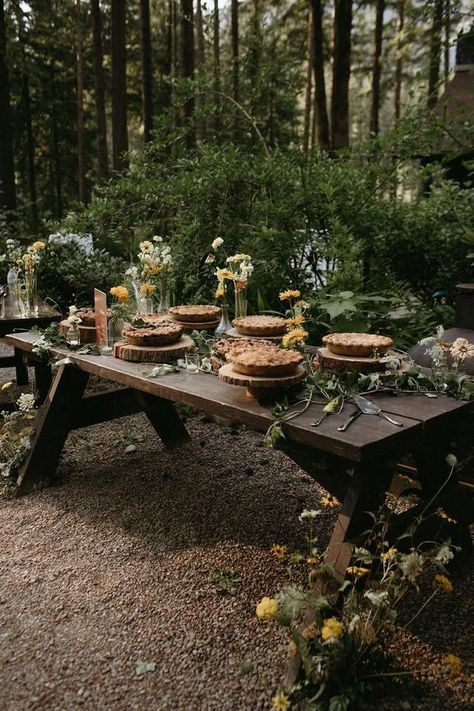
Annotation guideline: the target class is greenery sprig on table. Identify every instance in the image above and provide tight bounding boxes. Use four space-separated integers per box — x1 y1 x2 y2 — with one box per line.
32 322 102 361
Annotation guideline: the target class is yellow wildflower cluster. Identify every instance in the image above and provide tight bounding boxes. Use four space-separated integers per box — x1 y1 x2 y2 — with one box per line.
216 268 236 282
271 544 287 560
271 690 291 711
139 282 157 297
434 574 453 593
279 289 301 301
31 240 46 251
346 566 370 577
444 653 462 678
281 328 308 348
381 547 398 561
285 315 305 329
110 286 129 303
321 617 344 641
256 596 279 620
321 494 340 509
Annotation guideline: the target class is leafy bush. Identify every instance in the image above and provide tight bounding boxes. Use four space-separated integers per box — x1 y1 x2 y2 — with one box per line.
37 242 126 311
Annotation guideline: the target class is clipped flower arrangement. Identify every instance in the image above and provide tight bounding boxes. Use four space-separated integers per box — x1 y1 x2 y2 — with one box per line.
126 235 173 314
279 289 310 349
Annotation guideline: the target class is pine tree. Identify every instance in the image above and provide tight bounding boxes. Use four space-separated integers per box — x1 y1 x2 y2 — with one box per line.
331 0 353 149
0 0 17 215
111 0 129 170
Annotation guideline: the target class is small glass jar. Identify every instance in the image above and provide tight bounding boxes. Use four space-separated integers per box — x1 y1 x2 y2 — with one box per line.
185 352 200 373
67 323 80 346
215 303 232 338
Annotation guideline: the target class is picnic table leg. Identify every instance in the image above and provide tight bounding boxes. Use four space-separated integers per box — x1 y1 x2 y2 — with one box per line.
16 365 90 495
33 360 52 405
133 390 190 448
14 347 29 386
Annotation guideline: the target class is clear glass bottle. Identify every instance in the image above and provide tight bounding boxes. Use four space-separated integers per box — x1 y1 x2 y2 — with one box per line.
158 274 170 313
234 286 248 319
7 268 21 317
67 323 80 346
215 303 232 338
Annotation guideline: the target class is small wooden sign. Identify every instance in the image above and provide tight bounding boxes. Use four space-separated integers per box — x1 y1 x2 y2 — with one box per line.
94 289 108 347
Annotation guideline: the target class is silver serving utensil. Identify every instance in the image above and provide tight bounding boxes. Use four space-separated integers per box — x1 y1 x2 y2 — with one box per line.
353 394 403 426
337 409 362 432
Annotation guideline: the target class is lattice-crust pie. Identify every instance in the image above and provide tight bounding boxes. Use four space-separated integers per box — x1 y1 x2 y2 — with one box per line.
122 322 183 347
322 332 393 357
169 305 221 323
233 315 287 337
77 308 111 327
232 346 304 377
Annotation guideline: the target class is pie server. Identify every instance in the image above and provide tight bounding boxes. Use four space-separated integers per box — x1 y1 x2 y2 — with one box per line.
337 408 362 432
353 394 403 427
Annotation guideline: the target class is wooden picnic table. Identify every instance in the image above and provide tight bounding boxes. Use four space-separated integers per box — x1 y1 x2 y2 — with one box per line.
5 330 473 581
0 299 60 385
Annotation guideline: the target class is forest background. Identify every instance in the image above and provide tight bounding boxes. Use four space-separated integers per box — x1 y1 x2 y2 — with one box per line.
0 0 473 342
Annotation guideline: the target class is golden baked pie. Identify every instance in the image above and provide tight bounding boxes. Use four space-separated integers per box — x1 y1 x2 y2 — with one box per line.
232 346 303 377
169 305 221 323
233 315 287 337
322 332 393 357
212 338 275 360
122 322 183 347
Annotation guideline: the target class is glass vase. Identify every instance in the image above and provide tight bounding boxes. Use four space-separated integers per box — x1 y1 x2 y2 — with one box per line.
67 323 80 346
158 275 170 313
108 317 124 346
215 303 232 338
137 296 153 315
234 287 248 319
24 270 38 317
7 268 21 317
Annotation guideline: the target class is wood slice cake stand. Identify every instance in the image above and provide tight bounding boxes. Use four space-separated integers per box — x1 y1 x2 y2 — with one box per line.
224 327 283 344
171 318 220 334
59 319 97 344
114 334 195 363
317 346 387 373
219 363 306 402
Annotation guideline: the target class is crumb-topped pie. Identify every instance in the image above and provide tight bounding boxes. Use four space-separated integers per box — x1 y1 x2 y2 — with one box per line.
322 332 393 357
122 322 183 347
233 315 287 337
169 305 221 323
212 338 275 360
232 346 304 377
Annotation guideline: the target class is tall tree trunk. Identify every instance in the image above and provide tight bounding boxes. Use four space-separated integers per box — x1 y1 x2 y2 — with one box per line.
140 0 153 142
49 64 63 219
180 0 195 145
111 0 129 170
195 0 206 141
444 0 450 86
22 72 38 232
311 0 330 149
76 0 86 204
303 8 314 153
213 0 221 135
427 0 443 110
331 0 353 149
0 0 17 215
369 0 385 137
90 0 108 178
394 0 405 121
231 0 239 103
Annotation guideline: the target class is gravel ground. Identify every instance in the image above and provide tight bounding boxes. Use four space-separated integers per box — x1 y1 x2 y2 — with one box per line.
0 349 473 711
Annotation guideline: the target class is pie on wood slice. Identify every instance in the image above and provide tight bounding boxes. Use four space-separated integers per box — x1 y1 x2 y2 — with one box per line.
212 337 276 360
76 308 112 327
169 305 221 323
322 332 393 357
232 315 287 337
122 322 183 347
232 346 304 377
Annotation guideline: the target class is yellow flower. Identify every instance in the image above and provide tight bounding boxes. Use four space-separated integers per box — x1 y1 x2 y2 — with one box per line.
139 282 157 297
444 653 462 678
285 315 305 329
281 328 308 348
271 690 291 711
434 574 453 593
436 507 457 524
271 544 287 560
302 623 320 640
1 381 13 391
346 566 370 577
306 555 321 566
110 286 129 303
235 279 247 291
215 285 224 299
321 617 344 641
31 240 46 251
22 254 34 268
381 547 398 561
256 596 279 620
216 268 236 282
145 260 162 275
321 494 340 508
279 289 301 301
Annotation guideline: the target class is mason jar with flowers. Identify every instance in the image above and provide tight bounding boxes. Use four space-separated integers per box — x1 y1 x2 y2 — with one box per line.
16 241 46 317
226 253 254 319
127 236 173 314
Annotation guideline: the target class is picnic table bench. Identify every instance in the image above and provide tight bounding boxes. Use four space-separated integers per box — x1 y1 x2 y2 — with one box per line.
5 330 474 581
